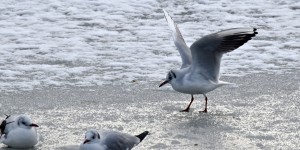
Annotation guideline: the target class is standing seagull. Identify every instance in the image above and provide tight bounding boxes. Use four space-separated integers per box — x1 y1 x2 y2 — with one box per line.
80 129 149 150
159 9 258 113
0 114 39 148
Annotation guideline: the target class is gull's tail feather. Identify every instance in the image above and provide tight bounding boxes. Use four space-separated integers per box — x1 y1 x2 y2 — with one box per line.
135 131 149 142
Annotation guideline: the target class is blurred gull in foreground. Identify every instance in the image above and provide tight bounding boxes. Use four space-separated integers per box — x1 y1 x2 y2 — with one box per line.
0 114 39 148
80 129 149 150
159 9 258 112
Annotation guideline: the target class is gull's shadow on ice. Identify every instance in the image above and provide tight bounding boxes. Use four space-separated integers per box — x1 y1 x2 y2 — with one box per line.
167 111 238 149
173 110 236 130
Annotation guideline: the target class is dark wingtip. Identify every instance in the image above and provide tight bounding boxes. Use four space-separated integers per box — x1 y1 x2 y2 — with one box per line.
4 114 10 119
136 131 149 142
253 28 258 35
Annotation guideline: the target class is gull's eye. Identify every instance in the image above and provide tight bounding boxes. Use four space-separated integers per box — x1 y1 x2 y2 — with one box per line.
92 135 95 139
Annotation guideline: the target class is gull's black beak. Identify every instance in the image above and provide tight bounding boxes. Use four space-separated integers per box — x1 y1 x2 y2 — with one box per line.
30 123 39 127
159 80 169 87
83 139 90 144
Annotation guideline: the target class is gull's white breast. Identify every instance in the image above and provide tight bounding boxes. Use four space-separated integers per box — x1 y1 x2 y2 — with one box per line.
2 128 38 148
170 70 220 94
79 142 106 150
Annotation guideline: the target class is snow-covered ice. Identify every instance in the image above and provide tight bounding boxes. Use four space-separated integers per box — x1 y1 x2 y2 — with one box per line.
0 0 299 92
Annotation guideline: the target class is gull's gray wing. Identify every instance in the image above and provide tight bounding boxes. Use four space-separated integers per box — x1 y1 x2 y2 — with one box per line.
190 28 258 80
101 130 140 150
163 9 192 69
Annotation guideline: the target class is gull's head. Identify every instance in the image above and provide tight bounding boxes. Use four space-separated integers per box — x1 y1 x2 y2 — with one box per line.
17 115 39 129
83 129 100 144
159 70 177 87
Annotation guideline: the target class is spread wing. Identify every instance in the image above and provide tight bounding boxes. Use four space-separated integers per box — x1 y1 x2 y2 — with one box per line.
163 9 192 69
190 28 258 80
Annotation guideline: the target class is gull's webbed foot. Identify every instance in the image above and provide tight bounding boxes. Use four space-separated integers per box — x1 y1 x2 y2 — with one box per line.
199 108 207 113
180 108 190 112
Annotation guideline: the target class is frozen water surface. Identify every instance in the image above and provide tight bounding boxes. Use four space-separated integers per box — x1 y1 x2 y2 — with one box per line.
0 0 299 149
0 0 299 91
0 72 299 149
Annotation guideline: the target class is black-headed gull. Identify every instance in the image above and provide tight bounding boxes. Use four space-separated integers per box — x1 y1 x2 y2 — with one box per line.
79 129 149 150
159 9 258 112
0 114 39 148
